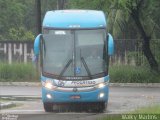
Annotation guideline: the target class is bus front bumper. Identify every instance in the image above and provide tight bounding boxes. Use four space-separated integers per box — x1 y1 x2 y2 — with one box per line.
42 86 109 103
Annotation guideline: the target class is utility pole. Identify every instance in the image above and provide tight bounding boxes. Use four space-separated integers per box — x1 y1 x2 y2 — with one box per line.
35 0 41 75
35 0 42 34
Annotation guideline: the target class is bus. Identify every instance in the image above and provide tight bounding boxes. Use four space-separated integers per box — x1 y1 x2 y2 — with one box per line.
34 10 114 112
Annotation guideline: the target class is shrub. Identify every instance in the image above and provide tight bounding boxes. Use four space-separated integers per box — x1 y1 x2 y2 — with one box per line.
0 63 39 82
109 64 160 83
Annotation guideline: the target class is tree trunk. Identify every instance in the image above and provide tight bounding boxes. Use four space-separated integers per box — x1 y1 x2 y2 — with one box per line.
131 9 159 72
142 37 159 71
35 0 41 34
57 0 66 10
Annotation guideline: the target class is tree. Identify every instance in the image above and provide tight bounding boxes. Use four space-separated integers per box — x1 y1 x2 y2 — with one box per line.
115 0 159 72
0 0 35 41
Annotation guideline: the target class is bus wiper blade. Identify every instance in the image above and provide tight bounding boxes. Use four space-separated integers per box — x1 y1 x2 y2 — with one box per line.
59 59 73 79
81 57 92 79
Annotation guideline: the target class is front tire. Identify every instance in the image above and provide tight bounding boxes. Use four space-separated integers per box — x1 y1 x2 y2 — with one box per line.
93 102 107 113
43 103 53 112
99 102 107 112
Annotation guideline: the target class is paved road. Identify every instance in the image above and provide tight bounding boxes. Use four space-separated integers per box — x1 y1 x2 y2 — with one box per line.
0 86 160 120
0 86 41 96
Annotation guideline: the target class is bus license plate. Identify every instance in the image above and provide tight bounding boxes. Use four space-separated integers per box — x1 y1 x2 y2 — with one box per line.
70 95 81 99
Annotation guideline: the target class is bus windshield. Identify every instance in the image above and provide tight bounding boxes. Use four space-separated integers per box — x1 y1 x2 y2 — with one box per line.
42 29 108 79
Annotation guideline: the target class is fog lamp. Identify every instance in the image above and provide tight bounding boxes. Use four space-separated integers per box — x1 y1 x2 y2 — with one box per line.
99 93 105 98
46 94 52 99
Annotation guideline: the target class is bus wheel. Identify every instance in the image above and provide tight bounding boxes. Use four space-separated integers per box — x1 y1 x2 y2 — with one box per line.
94 102 107 113
99 102 107 113
43 103 53 112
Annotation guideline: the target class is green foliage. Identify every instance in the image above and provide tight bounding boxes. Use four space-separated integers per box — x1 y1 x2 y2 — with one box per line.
132 104 160 114
99 105 160 120
98 115 121 120
110 65 160 83
0 0 35 41
0 63 39 82
127 52 143 66
0 0 59 41
68 0 160 39
126 39 160 68
8 27 34 41
150 40 160 65
115 0 160 38
0 0 160 40
68 0 111 12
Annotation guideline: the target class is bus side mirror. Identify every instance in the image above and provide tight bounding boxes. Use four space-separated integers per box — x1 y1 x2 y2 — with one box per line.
33 34 41 62
108 33 114 55
34 34 41 55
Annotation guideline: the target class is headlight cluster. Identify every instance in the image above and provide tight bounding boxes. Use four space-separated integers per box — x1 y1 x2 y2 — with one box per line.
42 81 57 90
45 82 53 89
95 81 109 89
98 83 105 88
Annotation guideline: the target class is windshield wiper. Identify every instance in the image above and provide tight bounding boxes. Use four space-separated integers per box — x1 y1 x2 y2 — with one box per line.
59 59 73 79
81 57 92 79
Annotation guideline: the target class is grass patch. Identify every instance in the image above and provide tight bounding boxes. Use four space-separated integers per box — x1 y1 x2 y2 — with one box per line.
0 62 39 82
109 64 160 83
98 105 160 120
0 98 11 102
98 115 121 120
132 105 160 114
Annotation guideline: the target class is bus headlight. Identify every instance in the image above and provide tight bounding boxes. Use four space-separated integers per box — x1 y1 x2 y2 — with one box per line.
96 81 109 89
98 83 105 88
45 82 53 89
42 81 56 90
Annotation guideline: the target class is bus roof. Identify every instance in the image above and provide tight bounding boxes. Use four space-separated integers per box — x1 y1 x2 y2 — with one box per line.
42 10 107 29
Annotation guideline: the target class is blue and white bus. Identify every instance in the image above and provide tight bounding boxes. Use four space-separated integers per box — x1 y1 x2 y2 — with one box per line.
34 10 114 112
